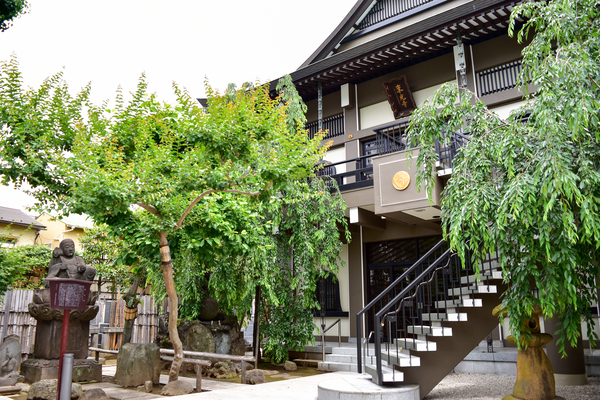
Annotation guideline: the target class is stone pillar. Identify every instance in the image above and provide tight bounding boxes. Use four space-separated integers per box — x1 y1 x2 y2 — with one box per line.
544 316 588 386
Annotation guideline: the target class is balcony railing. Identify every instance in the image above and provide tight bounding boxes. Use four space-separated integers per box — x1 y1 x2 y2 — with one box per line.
306 113 345 140
477 60 524 97
316 155 375 192
435 130 469 172
317 120 469 191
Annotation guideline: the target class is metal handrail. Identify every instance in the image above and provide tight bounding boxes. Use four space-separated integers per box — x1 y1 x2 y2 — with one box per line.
320 318 342 361
372 249 454 383
356 239 448 372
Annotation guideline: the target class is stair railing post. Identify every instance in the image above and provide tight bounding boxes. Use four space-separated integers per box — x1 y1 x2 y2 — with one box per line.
356 314 363 373
374 313 382 385
338 320 341 348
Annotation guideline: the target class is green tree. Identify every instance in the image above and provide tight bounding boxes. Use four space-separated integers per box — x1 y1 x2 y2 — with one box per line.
0 244 51 294
0 58 340 379
407 0 599 352
258 177 348 362
0 0 27 31
80 224 131 294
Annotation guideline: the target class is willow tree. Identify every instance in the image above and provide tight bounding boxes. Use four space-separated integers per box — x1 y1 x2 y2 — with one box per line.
407 0 599 351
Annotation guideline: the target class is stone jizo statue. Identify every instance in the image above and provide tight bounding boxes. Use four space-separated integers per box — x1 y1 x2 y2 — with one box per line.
43 239 96 287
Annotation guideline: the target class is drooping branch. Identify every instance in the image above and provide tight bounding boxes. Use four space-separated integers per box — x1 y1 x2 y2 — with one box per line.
175 182 272 230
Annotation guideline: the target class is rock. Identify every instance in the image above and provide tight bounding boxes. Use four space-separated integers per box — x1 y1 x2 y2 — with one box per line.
27 379 56 400
16 382 30 392
80 388 108 400
27 380 82 400
115 343 160 387
178 320 216 354
144 380 153 393
205 360 237 379
198 296 220 321
161 380 194 396
246 369 266 385
284 361 297 371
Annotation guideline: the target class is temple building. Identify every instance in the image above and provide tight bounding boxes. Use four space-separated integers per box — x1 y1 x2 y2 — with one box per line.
273 0 598 395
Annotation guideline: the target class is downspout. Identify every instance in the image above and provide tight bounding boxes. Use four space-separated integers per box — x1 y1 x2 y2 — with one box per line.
58 226 75 242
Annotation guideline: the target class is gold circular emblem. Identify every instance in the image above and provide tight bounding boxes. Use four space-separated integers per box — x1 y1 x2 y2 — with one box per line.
392 171 411 191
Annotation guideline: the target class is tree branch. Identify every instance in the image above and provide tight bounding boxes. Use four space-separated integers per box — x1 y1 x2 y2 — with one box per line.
175 182 273 230
590 74 600 90
136 202 161 217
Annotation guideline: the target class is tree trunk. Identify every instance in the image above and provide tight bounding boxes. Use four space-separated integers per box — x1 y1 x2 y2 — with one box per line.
122 276 141 345
253 285 261 366
159 231 183 382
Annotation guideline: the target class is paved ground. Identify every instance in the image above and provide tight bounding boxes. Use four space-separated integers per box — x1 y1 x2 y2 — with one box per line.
90 365 600 400
4 354 599 400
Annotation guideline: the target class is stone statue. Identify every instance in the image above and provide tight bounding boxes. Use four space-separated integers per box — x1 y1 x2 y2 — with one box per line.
22 239 101 383
0 335 22 386
43 239 96 287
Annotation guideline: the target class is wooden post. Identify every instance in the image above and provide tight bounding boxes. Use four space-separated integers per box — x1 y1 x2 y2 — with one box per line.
1 290 13 341
195 365 202 392
241 360 246 384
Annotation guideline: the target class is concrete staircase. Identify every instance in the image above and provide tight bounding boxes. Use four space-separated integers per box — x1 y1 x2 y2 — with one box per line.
321 245 506 400
318 345 387 373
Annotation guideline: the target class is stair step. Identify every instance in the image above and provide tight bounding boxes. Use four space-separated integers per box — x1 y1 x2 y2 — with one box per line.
325 354 382 365
381 350 420 367
394 338 437 351
422 312 467 322
460 270 503 284
318 361 358 372
365 364 404 384
331 347 358 356
407 325 452 336
448 285 497 296
434 298 483 308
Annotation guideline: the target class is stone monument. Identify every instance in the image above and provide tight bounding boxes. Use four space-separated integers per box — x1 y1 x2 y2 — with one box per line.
21 239 102 383
0 335 23 386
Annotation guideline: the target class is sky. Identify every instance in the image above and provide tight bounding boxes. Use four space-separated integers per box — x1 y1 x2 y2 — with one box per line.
0 0 357 212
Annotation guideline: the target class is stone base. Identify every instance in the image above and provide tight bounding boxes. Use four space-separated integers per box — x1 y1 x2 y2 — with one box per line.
554 373 588 386
21 358 102 384
318 375 419 400
503 396 566 400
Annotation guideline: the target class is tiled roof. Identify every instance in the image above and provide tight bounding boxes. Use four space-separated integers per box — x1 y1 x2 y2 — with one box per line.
0 206 46 229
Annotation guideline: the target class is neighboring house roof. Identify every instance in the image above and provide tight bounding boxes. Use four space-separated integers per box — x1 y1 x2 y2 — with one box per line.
0 206 46 230
50 213 94 230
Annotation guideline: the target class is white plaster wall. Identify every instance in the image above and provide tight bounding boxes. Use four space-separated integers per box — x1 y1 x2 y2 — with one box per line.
360 102 395 130
313 243 351 338
489 100 526 120
359 82 453 130
324 145 347 175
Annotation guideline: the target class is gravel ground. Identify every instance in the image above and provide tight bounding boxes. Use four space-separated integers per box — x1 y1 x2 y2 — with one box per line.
425 374 600 400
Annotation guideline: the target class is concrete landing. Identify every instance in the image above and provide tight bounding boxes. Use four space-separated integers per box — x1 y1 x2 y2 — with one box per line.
318 375 419 400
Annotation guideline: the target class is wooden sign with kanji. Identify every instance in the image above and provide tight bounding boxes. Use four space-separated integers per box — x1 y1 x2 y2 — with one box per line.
383 76 416 119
